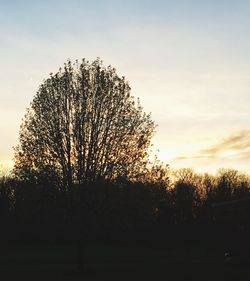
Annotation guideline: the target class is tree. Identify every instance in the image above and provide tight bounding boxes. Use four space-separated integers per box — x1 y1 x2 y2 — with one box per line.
212 169 250 202
14 58 155 190
172 169 203 223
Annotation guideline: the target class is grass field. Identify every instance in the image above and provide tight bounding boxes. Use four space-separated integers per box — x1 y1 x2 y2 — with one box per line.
0 242 249 280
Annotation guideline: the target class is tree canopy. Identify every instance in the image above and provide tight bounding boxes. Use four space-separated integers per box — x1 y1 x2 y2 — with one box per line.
14 59 155 189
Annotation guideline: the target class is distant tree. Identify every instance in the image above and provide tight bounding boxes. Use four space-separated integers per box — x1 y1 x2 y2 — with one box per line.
212 169 250 202
172 169 203 223
0 176 13 221
14 59 155 190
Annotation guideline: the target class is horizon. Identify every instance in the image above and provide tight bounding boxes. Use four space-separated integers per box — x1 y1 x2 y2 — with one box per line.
1 0 250 174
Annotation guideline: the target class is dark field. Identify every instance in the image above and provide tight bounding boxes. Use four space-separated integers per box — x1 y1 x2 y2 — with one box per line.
1 242 250 281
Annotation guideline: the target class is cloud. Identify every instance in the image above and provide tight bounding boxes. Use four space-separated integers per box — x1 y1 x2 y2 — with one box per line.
174 130 250 162
174 155 208 160
200 130 250 157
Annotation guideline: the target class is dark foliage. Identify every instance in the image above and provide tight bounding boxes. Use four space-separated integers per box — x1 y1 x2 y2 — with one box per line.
1 168 250 245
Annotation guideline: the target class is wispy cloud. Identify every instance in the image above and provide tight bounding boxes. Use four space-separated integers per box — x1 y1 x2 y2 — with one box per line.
174 155 208 160
200 130 250 157
174 130 250 162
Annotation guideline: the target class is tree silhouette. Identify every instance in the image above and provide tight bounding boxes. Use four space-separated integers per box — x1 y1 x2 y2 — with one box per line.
172 169 203 223
14 59 155 189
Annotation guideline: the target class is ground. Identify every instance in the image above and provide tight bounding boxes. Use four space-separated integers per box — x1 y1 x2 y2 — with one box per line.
0 242 249 280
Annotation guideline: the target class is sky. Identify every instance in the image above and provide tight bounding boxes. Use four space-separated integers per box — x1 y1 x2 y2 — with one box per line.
1 0 250 173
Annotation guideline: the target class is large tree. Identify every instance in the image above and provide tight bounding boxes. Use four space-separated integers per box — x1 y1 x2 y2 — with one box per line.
14 59 155 190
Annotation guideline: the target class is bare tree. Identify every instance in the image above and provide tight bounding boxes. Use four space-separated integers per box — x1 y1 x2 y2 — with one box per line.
14 59 155 190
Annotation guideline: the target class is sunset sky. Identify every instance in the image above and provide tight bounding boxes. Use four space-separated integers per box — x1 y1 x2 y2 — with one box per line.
1 0 250 173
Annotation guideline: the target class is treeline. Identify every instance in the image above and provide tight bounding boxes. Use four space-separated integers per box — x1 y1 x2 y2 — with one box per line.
0 167 250 245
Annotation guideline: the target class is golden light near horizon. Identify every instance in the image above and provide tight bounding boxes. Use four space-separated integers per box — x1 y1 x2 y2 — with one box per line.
0 160 14 174
0 159 13 166
218 150 241 159
155 149 177 163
